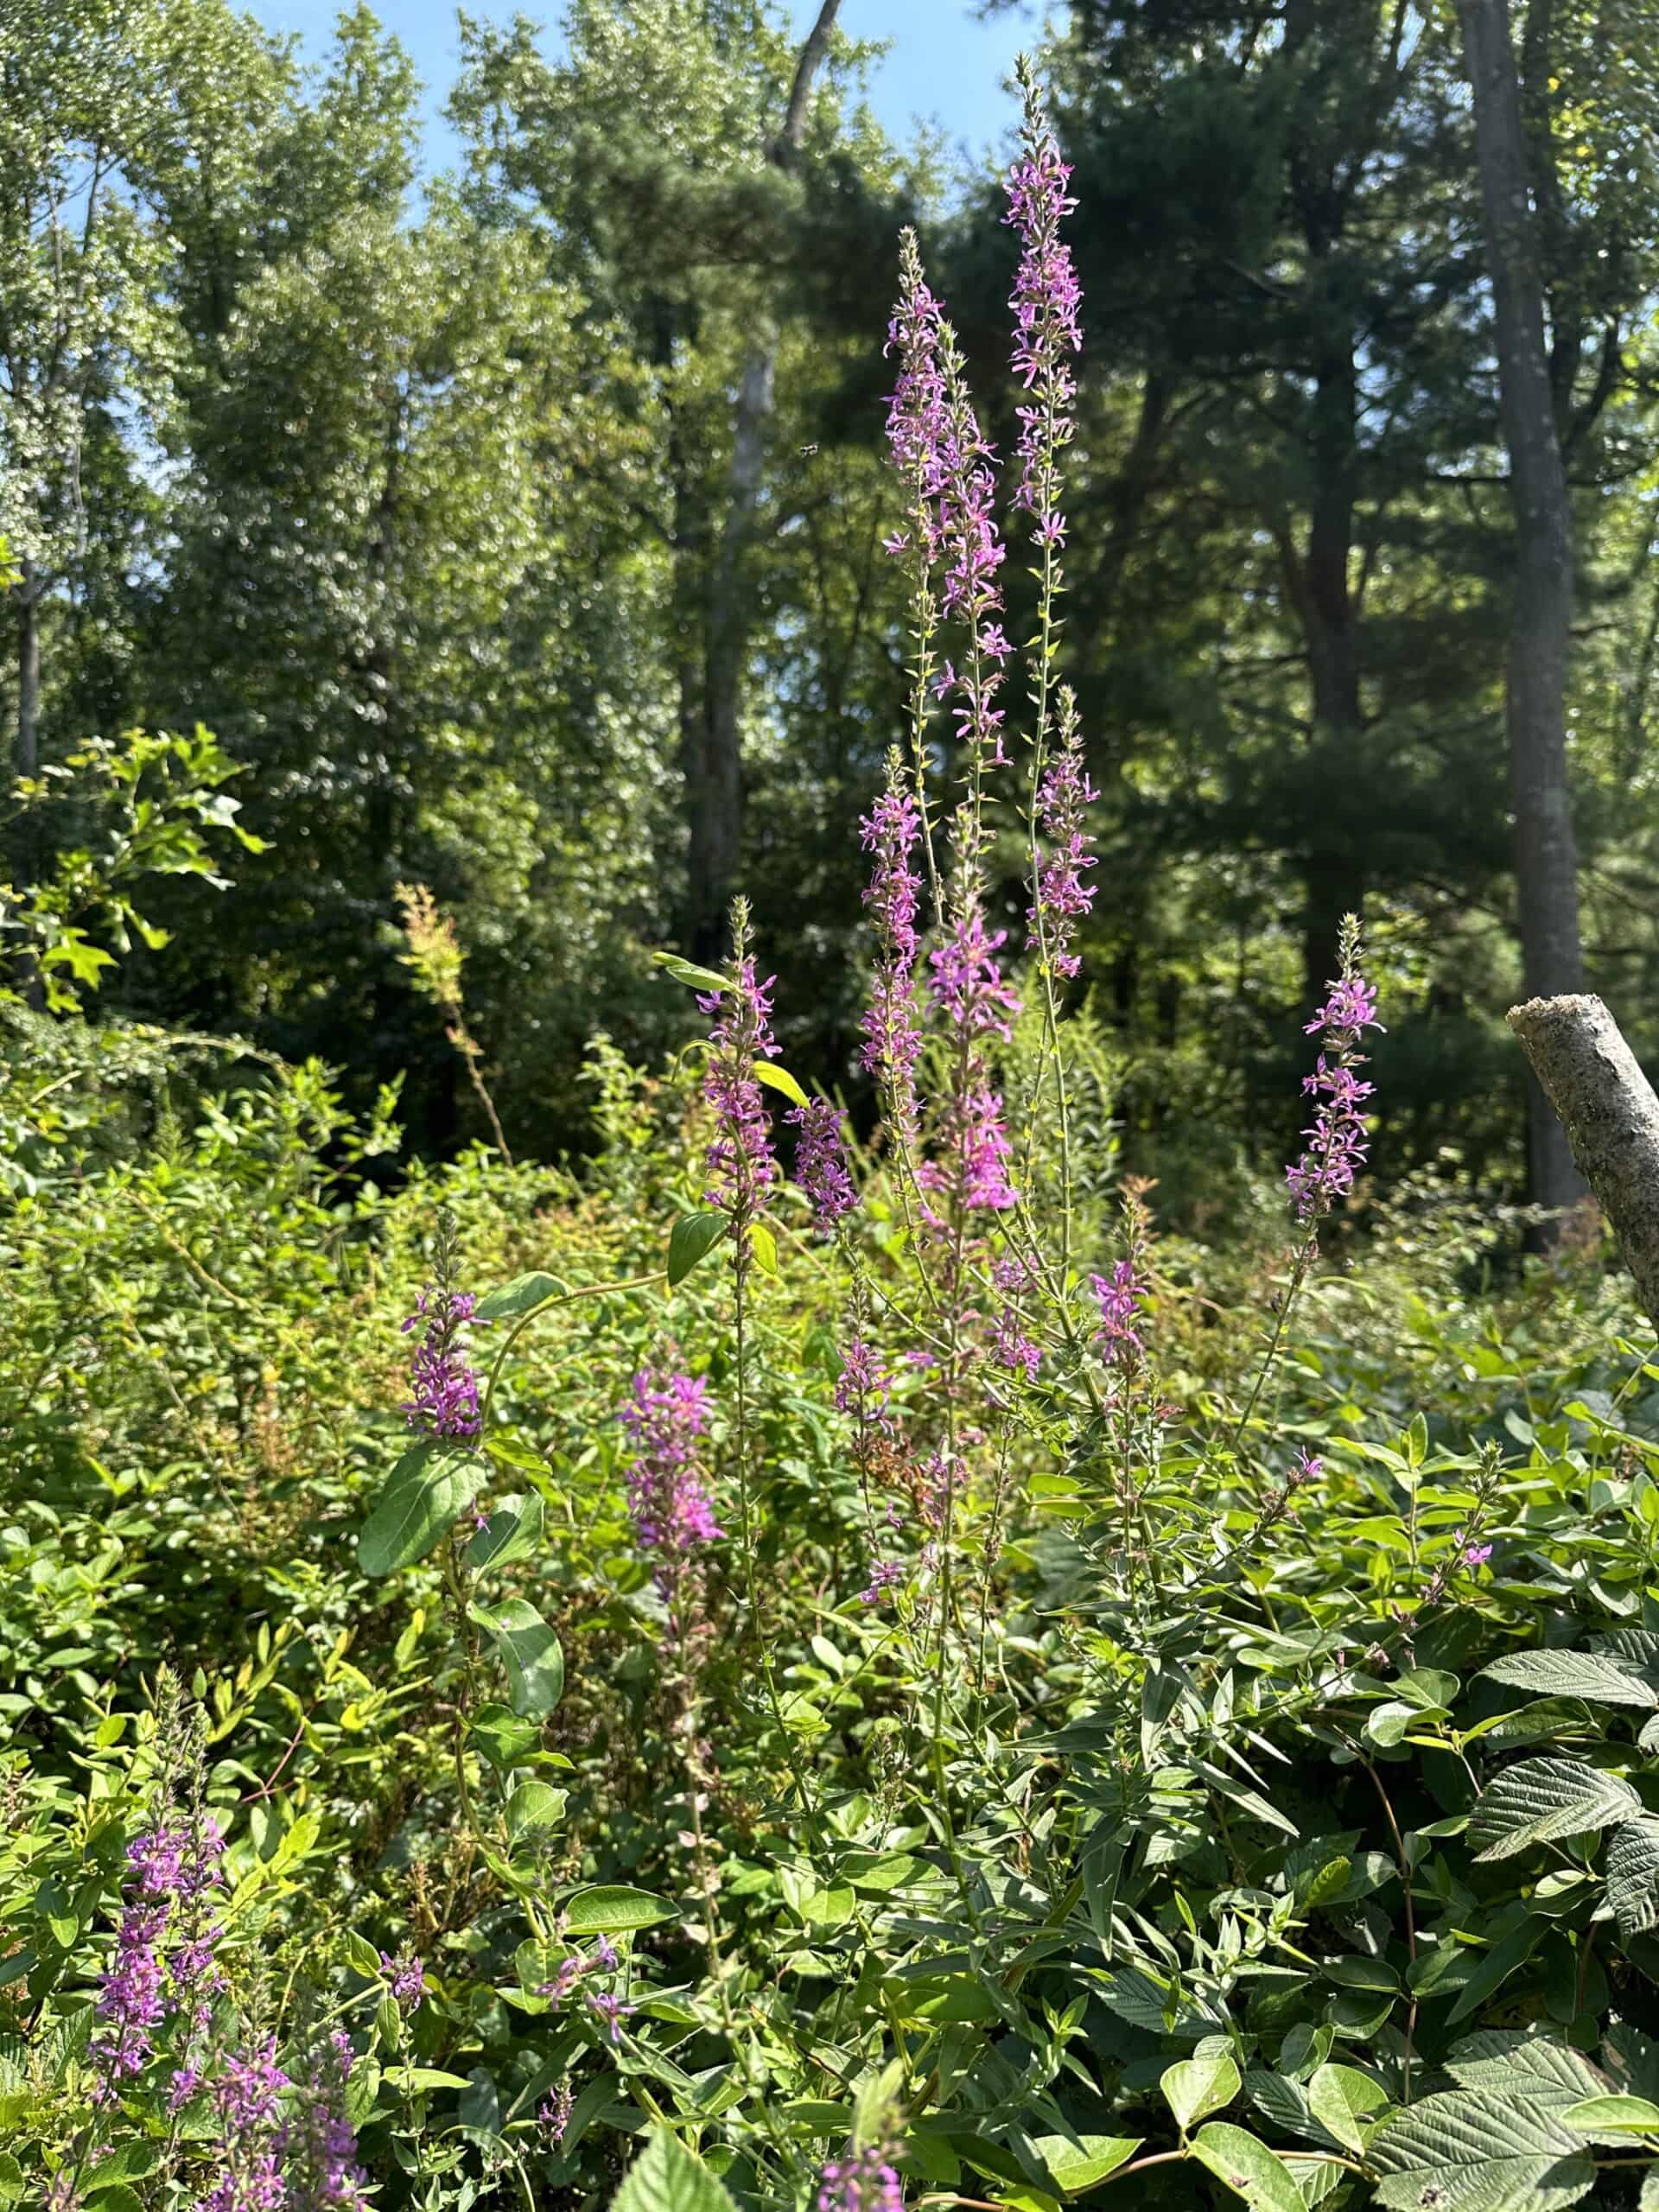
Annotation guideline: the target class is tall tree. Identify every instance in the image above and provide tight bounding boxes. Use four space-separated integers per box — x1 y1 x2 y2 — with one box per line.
1456 0 1584 1217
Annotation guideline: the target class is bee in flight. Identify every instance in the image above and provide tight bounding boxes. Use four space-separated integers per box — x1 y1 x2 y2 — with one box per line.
798 442 818 457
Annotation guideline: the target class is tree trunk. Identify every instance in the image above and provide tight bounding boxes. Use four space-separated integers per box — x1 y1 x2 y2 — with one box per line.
1457 0 1586 1221
682 0 842 961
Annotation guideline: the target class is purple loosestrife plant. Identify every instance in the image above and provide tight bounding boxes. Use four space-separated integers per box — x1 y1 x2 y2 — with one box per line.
200 2035 288 2212
817 2143 906 2212
788 1096 857 1230
859 766 926 1156
1287 930 1385 1226
696 902 778 1243
379 1948 424 2010
283 2031 366 2212
400 1212 483 1441
619 1370 721 1562
1027 691 1097 982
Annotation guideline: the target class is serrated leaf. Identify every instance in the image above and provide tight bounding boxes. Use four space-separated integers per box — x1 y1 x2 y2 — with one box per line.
1192 2123 1303 2212
1371 2088 1596 2211
1467 1758 1641 1862
668 1210 727 1287
1161 2053 1242 2131
1030 2136 1142 2193
753 1060 809 1109
474 1272 567 1323
1481 1650 1659 1708
563 1885 675 1933
1306 2064 1388 2155
467 1491 544 1573
613 2127 739 2212
469 1599 563 1717
1608 1818 1659 1942
358 1444 481 1578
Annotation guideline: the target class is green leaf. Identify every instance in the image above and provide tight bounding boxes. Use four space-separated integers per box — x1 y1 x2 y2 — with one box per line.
652 953 734 997
612 2128 739 2212
1161 2053 1242 2131
1560 2095 1659 2135
1608 1818 1659 1942
1192 2123 1304 2212
1306 2064 1388 2155
358 1443 481 1578
1371 2088 1597 2211
668 1210 727 1287
474 1272 568 1323
470 1704 541 1769
563 1885 676 1933
0 2155 22 2206
1481 1650 1659 1708
749 1221 779 1276
467 1491 544 1573
1446 1918 1543 2024
1467 1758 1642 1862
506 1782 568 1839
753 1061 809 1109
469 1599 563 1717
1030 2137 1142 2193
346 1932 384 1978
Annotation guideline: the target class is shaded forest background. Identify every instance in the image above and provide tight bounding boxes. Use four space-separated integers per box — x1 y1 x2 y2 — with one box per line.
7 0 1659 1225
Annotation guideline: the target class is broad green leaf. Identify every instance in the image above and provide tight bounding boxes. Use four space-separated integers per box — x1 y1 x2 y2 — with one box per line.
1306 2064 1388 2154
345 1932 383 1978
1446 1918 1543 2024
563 1885 676 1933
1161 2053 1242 2131
474 1272 568 1323
506 1782 568 1838
801 1885 855 1928
1371 2088 1597 2211
1467 1758 1641 1862
467 1491 544 1573
0 2155 22 2206
470 1704 541 1769
1608 1818 1659 1941
1031 2136 1142 2193
1192 2123 1304 2212
753 1060 809 1109
358 1443 481 1578
652 953 734 996
612 2128 739 2212
749 1221 779 1276
1481 1650 1659 1708
469 1599 563 1717
1560 2095 1659 2134
668 1210 727 1287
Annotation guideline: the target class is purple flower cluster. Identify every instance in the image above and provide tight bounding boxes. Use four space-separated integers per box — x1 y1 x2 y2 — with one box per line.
859 778 925 1148
698 949 778 1224
91 1814 226 2102
284 2031 366 2212
991 1255 1040 1380
1286 950 1384 1225
788 1097 857 1230
202 2035 289 2212
817 2143 905 2212
918 906 1022 1217
400 1285 482 1440
538 2082 575 2144
1091 1260 1148 1370
1005 73 1082 543
379 1948 424 2010
1028 701 1096 980
619 1370 721 1559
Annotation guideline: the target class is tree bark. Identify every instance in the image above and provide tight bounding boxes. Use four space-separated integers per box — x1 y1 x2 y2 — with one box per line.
682 0 842 962
1507 995 1657 1324
1457 0 1586 1221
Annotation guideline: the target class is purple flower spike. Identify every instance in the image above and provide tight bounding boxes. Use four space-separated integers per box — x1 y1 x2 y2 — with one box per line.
286 2031 367 2210
1287 922 1384 1226
860 775 925 1149
697 927 778 1227
400 1284 482 1440
201 2035 288 2212
789 1097 858 1230
1028 697 1097 980
380 1948 424 2010
1091 1259 1148 1370
620 1370 721 1559
1005 67 1083 540
818 2144 906 2212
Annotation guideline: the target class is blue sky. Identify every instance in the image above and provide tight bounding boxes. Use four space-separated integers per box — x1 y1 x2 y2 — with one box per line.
244 1 1039 177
